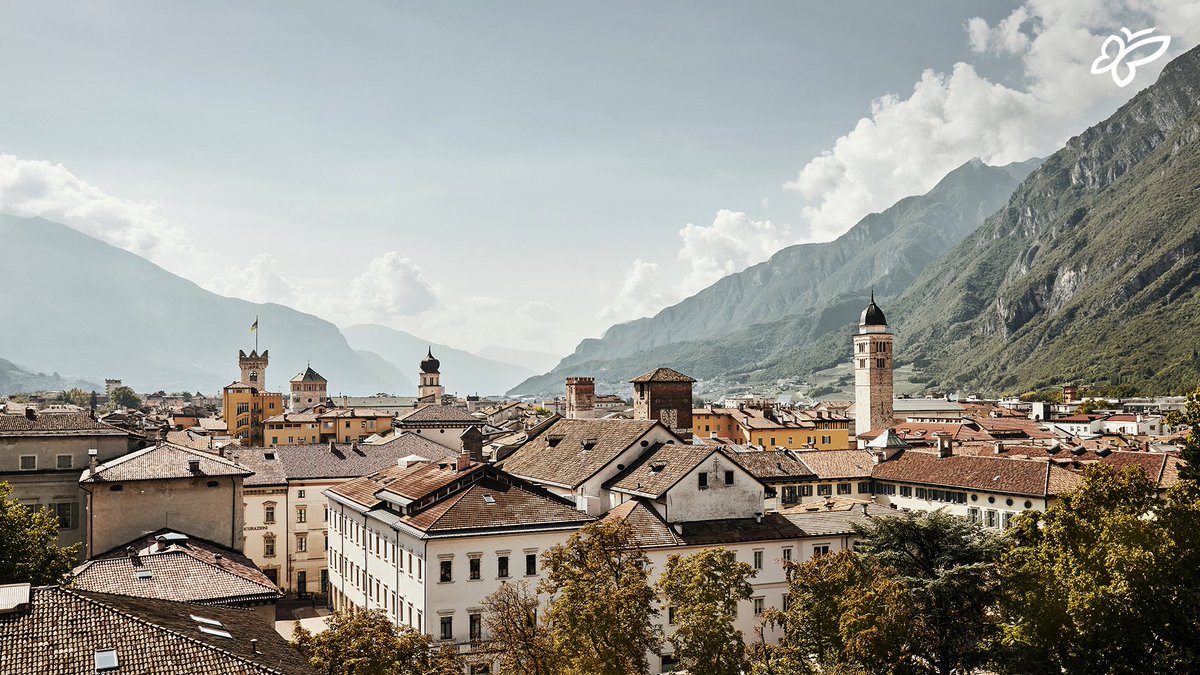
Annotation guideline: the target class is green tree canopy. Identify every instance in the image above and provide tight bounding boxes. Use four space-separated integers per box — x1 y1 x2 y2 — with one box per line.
657 547 755 675
539 520 660 675
853 510 1004 675
56 388 90 407
0 482 79 585
109 385 141 410
996 464 1200 674
481 580 556 675
292 608 462 675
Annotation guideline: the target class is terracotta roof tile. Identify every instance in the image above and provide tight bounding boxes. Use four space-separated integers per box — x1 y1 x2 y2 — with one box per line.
629 367 696 383
0 587 314 674
728 449 816 481
871 451 1053 497
500 418 663 488
605 443 726 497
0 411 127 437
397 405 480 424
81 443 252 483
795 449 875 480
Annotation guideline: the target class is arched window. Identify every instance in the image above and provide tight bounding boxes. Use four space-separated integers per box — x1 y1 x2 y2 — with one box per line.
249 370 259 382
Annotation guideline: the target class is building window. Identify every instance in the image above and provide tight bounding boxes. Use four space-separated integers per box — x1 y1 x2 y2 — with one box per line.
469 613 482 642
900 486 913 498
782 547 793 562
837 483 851 495
271 437 278 445
857 482 870 494
56 455 72 470
813 544 831 557
753 597 764 616
781 486 798 504
264 535 276 557
667 606 676 624
753 550 763 570
49 503 75 529
916 487 927 500
526 553 537 576
498 555 509 578
822 435 832 445
800 485 813 497
19 455 35 471
817 484 832 496
968 507 980 523
698 472 708 490
985 510 998 528
440 560 453 583
723 470 735 486
298 489 306 498
296 507 307 523
858 359 865 368
469 557 481 581
782 594 791 612
440 616 453 641
296 535 307 553
662 655 680 673
1002 512 1014 529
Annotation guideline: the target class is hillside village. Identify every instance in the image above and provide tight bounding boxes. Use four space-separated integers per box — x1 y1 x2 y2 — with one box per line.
1 295 1193 674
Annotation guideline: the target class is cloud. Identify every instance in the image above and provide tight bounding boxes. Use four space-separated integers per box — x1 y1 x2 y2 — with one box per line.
347 252 439 320
209 253 298 305
677 210 787 296
0 153 192 265
784 0 1199 242
600 259 671 323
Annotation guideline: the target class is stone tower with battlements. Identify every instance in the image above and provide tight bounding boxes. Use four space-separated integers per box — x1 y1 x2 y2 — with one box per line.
239 349 268 389
853 294 893 437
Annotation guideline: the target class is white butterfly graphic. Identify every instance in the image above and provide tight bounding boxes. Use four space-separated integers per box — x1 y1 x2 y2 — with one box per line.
1091 27 1172 87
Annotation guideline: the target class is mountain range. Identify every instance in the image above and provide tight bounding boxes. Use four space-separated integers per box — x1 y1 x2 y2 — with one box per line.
512 44 1200 399
510 156 1041 397
0 216 534 396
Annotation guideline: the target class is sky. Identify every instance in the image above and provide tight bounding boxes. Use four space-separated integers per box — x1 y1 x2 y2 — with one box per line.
0 1 1196 358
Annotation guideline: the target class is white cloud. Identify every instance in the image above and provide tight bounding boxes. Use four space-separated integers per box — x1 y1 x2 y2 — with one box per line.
209 253 298 305
600 259 671 324
677 210 787 296
348 252 439 320
784 0 1199 242
0 153 193 266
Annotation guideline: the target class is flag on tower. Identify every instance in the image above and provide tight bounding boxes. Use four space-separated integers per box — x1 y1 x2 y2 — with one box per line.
250 317 258 333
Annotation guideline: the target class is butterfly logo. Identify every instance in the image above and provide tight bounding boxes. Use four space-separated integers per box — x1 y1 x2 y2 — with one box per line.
1091 27 1171 87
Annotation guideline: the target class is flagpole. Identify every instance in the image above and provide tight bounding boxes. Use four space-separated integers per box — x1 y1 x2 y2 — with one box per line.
255 315 259 352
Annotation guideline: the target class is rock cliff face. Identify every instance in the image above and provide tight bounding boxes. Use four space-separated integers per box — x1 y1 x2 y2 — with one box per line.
887 44 1200 393
511 156 1039 396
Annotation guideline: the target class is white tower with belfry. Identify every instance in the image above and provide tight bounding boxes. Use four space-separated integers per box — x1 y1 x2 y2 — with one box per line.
853 292 894 437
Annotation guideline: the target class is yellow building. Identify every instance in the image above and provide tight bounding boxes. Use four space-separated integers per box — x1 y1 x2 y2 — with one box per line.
222 349 285 447
263 412 321 446
316 408 395 444
692 405 850 451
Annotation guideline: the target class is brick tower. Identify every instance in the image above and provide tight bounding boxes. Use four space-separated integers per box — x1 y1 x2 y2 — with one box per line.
853 293 893 437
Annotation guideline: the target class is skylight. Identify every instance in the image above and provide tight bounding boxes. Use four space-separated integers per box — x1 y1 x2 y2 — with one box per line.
483 495 496 505
190 614 224 627
198 625 233 639
94 649 118 673
135 570 153 580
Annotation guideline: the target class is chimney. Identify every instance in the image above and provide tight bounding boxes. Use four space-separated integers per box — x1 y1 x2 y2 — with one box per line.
250 639 259 654
456 451 471 472
88 448 98 474
754 512 763 524
993 442 1004 455
155 537 168 552
861 503 869 516
460 426 484 463
329 440 336 453
934 432 953 458
187 458 201 473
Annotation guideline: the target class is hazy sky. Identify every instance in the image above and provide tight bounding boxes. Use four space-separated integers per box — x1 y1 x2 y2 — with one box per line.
1 1 1195 357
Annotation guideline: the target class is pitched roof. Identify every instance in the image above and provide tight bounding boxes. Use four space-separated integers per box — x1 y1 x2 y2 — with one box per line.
81 443 252 484
229 437 450 484
605 443 753 497
870 451 1055 497
629 367 696 383
795 449 876 480
290 367 326 383
499 418 663 488
371 431 460 461
73 530 280 606
727 449 816 482
781 502 899 536
0 587 314 674
397 405 480 424
602 498 807 547
0 411 127 437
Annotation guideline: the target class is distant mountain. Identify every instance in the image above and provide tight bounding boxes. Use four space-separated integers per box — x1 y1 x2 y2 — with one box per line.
476 345 561 374
883 44 1200 394
0 358 99 396
0 216 413 394
342 324 535 397
510 156 1041 397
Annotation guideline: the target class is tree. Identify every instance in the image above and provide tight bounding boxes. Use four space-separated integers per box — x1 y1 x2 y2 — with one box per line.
1075 398 1104 415
854 511 1004 675
56 388 90 407
768 550 913 674
0 482 79 585
482 581 557 675
996 465 1200 674
657 548 754 675
1166 386 1200 481
109 386 141 410
539 520 660 675
292 608 462 675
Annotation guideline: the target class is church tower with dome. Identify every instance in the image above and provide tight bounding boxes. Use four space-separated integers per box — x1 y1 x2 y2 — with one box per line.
418 348 445 400
853 292 894 437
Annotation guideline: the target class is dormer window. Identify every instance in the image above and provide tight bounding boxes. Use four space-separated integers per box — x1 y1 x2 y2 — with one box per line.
546 435 564 447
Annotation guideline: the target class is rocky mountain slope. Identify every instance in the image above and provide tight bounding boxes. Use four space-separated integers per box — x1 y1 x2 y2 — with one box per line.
0 358 99 396
511 156 1040 396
